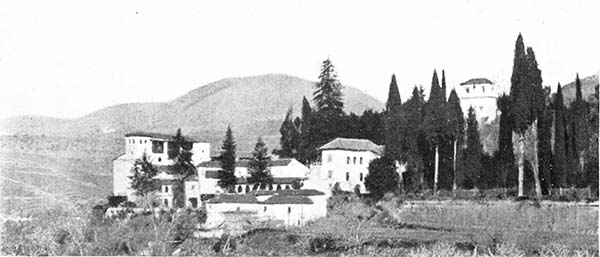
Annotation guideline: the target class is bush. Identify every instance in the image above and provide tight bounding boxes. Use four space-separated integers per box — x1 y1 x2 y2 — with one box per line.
107 195 127 207
308 236 336 253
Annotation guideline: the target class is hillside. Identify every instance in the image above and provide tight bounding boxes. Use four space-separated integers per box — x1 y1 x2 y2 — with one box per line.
1 74 384 152
562 73 599 105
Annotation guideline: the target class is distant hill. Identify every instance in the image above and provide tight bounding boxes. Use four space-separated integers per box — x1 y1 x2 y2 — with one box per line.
561 73 599 105
1 74 384 152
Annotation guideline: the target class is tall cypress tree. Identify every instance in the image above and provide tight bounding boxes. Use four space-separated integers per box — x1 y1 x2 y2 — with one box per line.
401 86 427 192
570 74 590 182
248 137 273 190
218 125 238 192
422 70 447 192
509 34 544 197
298 96 317 165
537 87 553 194
497 94 516 190
446 89 464 191
276 108 299 158
552 83 567 192
464 107 482 189
385 74 403 162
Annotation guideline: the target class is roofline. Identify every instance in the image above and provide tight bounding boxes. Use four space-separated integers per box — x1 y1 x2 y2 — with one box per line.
320 148 382 155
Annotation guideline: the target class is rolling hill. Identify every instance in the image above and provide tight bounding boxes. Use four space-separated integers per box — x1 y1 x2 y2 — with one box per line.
561 73 599 105
1 74 384 152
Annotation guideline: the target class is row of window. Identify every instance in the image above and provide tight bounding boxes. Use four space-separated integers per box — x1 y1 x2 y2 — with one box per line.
236 184 291 193
345 172 364 182
128 139 148 144
346 156 363 165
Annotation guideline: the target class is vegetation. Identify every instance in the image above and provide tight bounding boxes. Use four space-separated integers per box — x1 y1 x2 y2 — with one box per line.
128 153 159 196
247 137 273 190
364 157 399 201
217 126 238 193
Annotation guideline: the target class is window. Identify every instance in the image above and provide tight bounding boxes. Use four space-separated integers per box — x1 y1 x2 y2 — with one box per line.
360 173 363 181
285 185 290 190
327 154 333 163
245 185 250 193
163 199 168 206
288 206 291 213
164 186 169 193
264 206 267 212
152 141 164 154
237 185 242 193
346 172 350 181
353 157 357 164
277 184 282 190
140 140 142 144
191 185 195 190
347 157 350 164
328 170 333 179
158 157 162 162
189 198 198 208
360 157 363 165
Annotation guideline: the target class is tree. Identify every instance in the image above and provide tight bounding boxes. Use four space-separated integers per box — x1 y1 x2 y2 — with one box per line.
552 83 567 192
218 126 238 192
509 34 544 198
129 153 159 196
313 58 344 117
247 137 273 190
385 74 403 162
275 108 299 158
463 107 482 189
401 86 427 192
364 157 399 201
297 96 318 165
570 74 590 182
537 87 553 194
170 128 195 178
446 89 464 192
497 94 516 191
585 84 599 197
422 70 447 192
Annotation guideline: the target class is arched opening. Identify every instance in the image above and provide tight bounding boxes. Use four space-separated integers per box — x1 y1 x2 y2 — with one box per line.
276 184 282 190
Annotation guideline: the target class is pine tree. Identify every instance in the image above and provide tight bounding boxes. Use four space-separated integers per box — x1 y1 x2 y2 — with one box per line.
446 89 464 192
385 74 403 162
464 107 482 189
552 83 567 192
248 137 273 190
422 70 447 192
129 153 159 196
170 128 195 178
364 157 399 201
276 108 299 158
218 125 238 192
313 58 344 117
510 34 544 197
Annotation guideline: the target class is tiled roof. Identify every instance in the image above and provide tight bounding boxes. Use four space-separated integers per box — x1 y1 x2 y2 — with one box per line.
260 195 313 205
319 138 384 155
460 78 493 85
124 131 202 143
197 158 296 168
254 189 325 196
205 194 257 204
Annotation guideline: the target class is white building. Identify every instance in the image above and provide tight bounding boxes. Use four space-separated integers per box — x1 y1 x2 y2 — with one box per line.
190 158 310 197
204 189 327 227
454 78 500 123
112 131 210 201
315 138 385 193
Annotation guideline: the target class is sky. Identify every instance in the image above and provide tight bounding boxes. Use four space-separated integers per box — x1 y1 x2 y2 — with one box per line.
0 0 598 119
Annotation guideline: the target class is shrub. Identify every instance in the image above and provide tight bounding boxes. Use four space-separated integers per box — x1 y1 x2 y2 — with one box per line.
308 236 336 253
107 195 127 207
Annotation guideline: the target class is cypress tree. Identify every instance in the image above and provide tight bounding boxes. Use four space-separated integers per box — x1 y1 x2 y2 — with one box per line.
571 74 590 181
497 94 516 190
218 125 238 192
464 107 482 189
129 153 159 197
248 137 273 190
385 74 403 162
422 70 447 192
446 89 464 192
537 87 553 194
298 96 317 165
401 86 427 192
552 83 567 192
509 34 544 197
276 108 299 158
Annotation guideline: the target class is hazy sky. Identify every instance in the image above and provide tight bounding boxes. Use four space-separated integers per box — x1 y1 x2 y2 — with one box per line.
1 0 598 119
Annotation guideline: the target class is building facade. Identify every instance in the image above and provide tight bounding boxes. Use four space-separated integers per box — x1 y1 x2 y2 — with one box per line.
454 78 500 123
112 131 210 201
315 138 385 193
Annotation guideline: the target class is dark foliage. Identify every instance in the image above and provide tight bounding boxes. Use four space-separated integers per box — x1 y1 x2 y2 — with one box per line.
463 107 482 189
552 83 568 189
218 126 238 192
385 74 403 161
128 153 159 196
364 157 399 201
247 137 273 189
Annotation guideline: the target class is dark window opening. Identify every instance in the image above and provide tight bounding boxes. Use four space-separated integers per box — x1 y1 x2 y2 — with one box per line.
360 173 363 181
164 186 169 193
163 199 168 206
264 206 267 212
285 185 290 190
276 184 282 190
360 157 363 165
189 198 198 208
245 185 250 193
152 141 164 154
347 157 350 164
237 186 242 193
346 172 350 181
353 157 356 164
288 206 291 213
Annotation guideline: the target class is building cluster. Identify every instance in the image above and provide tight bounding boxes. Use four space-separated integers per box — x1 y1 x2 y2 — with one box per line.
112 132 388 227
